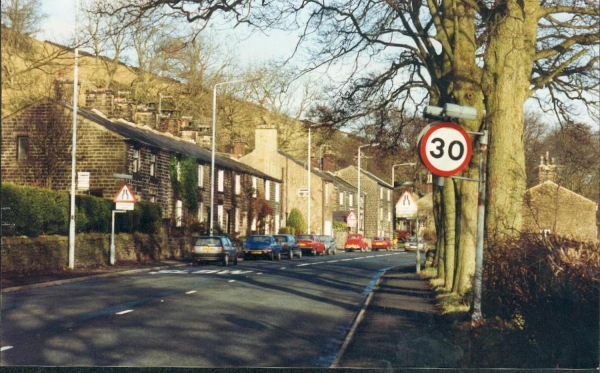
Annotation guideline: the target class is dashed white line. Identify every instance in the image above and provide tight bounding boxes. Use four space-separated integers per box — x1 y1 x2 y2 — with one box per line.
297 263 311 267
185 290 197 294
280 267 286 269
228 280 236 283
1 346 14 352
341 259 352 261
257 272 263 275
328 260 340 263
116 310 133 315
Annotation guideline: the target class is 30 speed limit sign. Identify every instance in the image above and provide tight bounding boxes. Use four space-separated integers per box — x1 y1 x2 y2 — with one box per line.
418 122 472 177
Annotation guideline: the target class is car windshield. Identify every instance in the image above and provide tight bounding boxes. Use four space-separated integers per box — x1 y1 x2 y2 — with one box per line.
195 237 221 246
297 235 312 241
373 237 383 241
247 236 271 243
348 234 361 239
273 236 289 243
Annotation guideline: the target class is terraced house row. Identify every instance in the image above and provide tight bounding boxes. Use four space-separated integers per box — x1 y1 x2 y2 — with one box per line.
1 84 393 239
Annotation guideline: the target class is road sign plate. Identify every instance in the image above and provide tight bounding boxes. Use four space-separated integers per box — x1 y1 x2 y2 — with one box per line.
116 202 134 210
114 184 137 203
346 210 357 228
418 122 472 177
396 189 418 218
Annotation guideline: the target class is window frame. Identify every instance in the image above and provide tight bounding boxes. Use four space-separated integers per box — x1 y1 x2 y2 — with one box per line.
149 153 156 177
217 170 224 192
132 148 141 174
17 136 29 160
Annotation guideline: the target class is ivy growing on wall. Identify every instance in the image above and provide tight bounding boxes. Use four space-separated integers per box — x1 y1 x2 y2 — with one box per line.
169 155 198 214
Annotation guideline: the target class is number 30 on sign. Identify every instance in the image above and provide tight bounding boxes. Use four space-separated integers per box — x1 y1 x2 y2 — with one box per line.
418 122 472 177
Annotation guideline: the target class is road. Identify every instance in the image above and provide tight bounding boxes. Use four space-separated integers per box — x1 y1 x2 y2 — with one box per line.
1 250 418 367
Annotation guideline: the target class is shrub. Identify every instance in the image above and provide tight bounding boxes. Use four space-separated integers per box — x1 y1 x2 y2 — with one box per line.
287 208 306 234
76 195 112 232
117 201 163 234
278 226 295 235
484 233 599 368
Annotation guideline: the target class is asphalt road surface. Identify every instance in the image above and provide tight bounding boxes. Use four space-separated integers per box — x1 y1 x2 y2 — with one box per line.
1 250 418 367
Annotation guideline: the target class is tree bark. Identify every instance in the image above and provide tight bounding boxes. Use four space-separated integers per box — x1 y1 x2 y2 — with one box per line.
483 0 539 240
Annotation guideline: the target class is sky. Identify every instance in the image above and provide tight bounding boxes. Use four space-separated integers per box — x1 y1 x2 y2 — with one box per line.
39 0 300 68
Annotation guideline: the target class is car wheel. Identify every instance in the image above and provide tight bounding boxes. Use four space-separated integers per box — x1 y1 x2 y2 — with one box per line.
298 251 302 259
222 255 229 267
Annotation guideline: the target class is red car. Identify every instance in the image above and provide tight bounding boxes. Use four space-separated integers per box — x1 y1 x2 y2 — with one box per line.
296 234 326 255
371 236 393 251
344 233 369 252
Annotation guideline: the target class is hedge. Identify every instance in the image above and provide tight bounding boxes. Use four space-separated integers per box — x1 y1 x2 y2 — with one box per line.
1 183 162 236
484 233 599 368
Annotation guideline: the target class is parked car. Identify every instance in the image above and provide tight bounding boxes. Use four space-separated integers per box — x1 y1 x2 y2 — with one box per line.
190 236 238 266
371 236 393 251
344 233 369 252
242 235 283 260
273 234 302 259
397 231 410 243
404 237 426 252
296 234 326 255
319 235 337 255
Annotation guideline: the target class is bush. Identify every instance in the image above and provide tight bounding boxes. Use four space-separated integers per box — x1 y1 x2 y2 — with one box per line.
484 233 599 368
278 226 295 235
287 208 306 235
1 183 162 236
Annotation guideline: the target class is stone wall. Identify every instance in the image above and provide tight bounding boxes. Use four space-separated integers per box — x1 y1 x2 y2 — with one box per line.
1 233 189 275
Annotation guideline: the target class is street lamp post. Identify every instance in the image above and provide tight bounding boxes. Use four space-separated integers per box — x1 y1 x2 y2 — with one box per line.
357 143 379 234
210 79 256 236
307 126 312 234
68 0 80 270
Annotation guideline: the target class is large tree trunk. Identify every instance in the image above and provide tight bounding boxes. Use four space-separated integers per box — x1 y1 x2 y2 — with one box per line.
450 1 485 295
482 0 539 240
432 185 444 275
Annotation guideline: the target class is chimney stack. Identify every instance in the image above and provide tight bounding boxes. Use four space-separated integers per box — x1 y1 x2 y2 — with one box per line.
311 152 319 169
322 150 337 172
538 151 558 183
233 141 247 160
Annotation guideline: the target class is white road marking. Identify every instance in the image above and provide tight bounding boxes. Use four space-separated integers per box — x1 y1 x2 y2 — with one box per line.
297 263 311 267
1 346 14 352
116 310 133 315
365 256 374 258
193 270 219 274
186 290 197 294
228 280 236 283
353 258 362 260
328 260 340 263
217 270 230 274
257 273 263 275
149 271 157 274
341 259 352 261
280 267 286 269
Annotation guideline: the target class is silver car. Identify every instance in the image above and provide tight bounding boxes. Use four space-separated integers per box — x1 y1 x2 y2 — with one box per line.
319 235 337 255
190 236 238 266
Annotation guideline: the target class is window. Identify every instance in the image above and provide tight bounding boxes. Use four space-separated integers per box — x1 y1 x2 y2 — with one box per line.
17 136 29 160
149 195 156 203
176 160 181 181
235 208 240 233
380 207 383 220
275 183 280 202
132 149 140 173
349 193 354 207
265 215 270 234
217 204 224 227
198 202 204 222
339 192 344 206
387 189 391 201
218 170 224 192
388 211 391 222
252 177 257 198
235 175 241 195
175 200 183 227
251 217 257 231
275 214 280 233
380 187 383 200
149 154 156 177
325 184 329 206
265 181 270 200
198 165 204 187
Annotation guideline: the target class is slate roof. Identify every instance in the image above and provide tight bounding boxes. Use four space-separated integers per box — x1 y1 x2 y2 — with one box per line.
339 165 393 189
277 150 357 191
75 106 280 182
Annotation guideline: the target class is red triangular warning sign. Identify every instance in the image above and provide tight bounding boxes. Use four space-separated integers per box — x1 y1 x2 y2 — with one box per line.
114 184 137 203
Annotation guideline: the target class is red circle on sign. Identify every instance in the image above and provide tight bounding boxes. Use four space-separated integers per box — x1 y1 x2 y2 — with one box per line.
419 122 472 177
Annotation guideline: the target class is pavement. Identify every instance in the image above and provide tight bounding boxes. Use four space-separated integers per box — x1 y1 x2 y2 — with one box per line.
2 255 462 369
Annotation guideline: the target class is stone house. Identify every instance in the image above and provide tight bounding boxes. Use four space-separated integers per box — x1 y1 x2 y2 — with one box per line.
522 153 597 241
1 99 282 238
239 126 358 235
336 165 394 238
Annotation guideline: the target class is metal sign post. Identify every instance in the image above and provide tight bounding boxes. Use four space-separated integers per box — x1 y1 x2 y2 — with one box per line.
110 210 126 265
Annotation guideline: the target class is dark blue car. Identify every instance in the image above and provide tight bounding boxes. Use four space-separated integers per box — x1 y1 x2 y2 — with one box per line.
242 235 283 260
